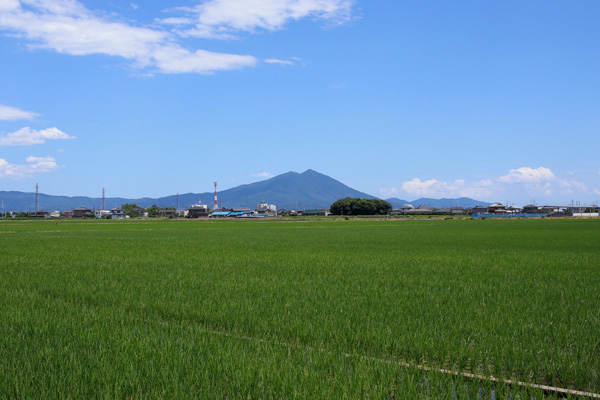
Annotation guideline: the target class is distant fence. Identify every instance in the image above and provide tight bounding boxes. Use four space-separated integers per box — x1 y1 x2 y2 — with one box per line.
573 213 599 217
472 213 547 219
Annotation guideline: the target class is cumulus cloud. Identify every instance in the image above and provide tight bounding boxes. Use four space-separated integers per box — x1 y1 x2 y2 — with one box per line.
498 167 555 184
0 104 39 120
397 178 495 199
0 156 60 179
0 127 75 146
392 166 597 202
251 172 275 178
171 0 355 38
0 0 256 74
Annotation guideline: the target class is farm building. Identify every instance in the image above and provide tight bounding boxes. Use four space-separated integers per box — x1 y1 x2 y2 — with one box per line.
73 207 93 218
187 204 209 218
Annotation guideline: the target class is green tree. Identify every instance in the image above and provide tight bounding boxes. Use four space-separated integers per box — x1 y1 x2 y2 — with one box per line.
122 203 142 218
146 206 159 218
330 198 391 216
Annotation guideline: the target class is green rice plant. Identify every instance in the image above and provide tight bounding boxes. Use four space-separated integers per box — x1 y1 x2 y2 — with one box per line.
0 218 598 398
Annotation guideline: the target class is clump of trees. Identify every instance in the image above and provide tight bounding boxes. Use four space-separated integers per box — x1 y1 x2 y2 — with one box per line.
330 198 392 216
121 203 140 217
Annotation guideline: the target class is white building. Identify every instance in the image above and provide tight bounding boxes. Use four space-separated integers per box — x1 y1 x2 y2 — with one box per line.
256 201 277 214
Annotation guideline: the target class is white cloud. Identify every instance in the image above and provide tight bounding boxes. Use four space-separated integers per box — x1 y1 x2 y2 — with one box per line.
558 179 586 194
0 0 256 74
394 166 592 202
0 155 60 179
174 0 354 38
265 58 294 65
251 172 275 178
498 167 555 184
399 178 489 198
0 104 39 120
0 127 75 146
159 17 194 26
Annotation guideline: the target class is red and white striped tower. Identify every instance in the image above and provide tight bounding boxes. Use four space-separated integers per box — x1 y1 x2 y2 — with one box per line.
213 182 218 211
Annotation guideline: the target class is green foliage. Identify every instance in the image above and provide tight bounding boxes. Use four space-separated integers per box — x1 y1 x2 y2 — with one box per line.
330 197 392 215
121 203 137 213
0 219 599 398
122 203 141 218
146 206 159 218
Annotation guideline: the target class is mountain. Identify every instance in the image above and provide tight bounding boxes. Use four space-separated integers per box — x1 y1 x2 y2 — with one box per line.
216 169 375 210
0 169 375 212
0 170 491 212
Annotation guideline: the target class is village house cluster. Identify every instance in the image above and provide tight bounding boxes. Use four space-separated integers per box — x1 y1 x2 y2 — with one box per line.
390 202 599 217
3 200 599 219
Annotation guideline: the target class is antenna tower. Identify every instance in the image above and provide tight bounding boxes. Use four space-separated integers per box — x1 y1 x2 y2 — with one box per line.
177 193 180 210
35 183 39 212
214 182 218 211
102 188 106 210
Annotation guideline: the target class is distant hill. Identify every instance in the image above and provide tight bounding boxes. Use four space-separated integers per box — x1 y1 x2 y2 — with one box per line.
386 197 491 209
0 169 375 211
0 170 490 212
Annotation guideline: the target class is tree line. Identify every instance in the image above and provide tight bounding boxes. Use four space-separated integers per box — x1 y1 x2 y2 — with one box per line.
329 198 392 216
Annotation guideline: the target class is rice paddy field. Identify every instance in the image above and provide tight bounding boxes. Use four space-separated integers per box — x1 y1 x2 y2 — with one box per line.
1 218 599 398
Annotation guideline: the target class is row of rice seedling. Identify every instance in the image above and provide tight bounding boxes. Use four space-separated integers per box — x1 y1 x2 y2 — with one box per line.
0 218 598 398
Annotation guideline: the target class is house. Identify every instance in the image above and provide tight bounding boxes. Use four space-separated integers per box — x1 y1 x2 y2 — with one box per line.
73 207 93 218
390 205 415 215
451 207 465 215
31 210 50 218
300 209 329 216
433 208 452 215
488 203 507 214
94 209 111 219
401 206 434 215
63 210 74 218
470 205 489 214
539 205 561 213
109 208 126 219
522 204 540 213
49 211 61 218
158 209 177 217
187 204 209 218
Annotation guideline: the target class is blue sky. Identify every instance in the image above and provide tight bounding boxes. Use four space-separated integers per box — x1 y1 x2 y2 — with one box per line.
1 0 599 206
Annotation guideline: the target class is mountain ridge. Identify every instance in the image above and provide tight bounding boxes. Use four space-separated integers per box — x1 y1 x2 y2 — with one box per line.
0 170 490 211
